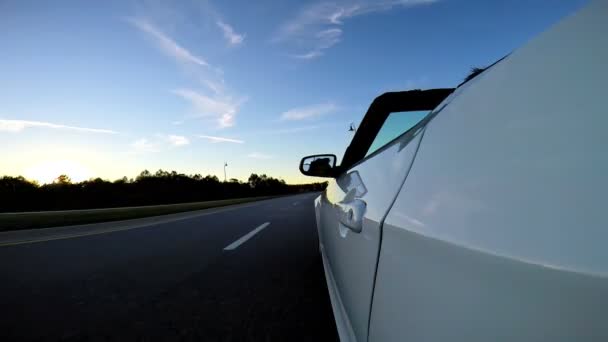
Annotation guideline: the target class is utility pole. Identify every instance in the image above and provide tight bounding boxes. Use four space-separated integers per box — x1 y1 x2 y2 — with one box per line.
224 162 228 182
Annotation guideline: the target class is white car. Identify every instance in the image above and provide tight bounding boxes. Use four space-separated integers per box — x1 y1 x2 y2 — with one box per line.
300 1 608 341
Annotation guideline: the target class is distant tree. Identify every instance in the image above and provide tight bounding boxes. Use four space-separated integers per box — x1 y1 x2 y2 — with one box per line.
54 174 71 184
136 169 151 180
113 176 129 184
203 175 220 183
154 169 169 177
0 176 38 192
248 173 260 188
0 170 326 212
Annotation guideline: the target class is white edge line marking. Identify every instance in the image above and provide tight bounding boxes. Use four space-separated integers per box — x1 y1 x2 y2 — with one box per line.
224 222 270 251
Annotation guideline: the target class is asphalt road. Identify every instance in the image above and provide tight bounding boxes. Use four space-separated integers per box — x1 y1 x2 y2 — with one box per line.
0 193 338 341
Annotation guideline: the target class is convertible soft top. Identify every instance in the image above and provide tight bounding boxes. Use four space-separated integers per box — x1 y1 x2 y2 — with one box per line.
340 88 454 170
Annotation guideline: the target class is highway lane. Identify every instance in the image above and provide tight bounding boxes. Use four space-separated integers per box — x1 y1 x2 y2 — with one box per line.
0 193 338 341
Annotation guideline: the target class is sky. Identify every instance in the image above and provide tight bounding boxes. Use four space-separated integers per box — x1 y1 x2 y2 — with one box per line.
0 0 587 184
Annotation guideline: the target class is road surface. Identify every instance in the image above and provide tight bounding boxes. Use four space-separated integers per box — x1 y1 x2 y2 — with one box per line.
0 193 338 341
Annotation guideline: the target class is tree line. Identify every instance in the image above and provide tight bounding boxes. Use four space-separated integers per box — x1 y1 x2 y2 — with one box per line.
0 170 327 212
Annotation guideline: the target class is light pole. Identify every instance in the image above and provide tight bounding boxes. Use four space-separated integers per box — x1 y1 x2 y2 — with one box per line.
224 162 228 182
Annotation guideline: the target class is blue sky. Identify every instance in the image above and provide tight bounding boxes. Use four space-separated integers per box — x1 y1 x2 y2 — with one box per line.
0 0 587 183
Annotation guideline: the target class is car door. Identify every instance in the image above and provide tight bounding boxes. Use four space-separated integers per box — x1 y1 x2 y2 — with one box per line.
314 89 452 342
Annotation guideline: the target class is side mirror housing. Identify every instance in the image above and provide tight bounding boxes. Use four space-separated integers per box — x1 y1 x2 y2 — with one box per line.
299 154 337 178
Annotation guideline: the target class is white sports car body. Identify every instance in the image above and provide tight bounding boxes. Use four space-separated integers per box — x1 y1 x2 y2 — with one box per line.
300 2 608 341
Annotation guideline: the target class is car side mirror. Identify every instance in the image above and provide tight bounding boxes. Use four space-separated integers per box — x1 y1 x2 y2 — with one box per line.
299 154 337 178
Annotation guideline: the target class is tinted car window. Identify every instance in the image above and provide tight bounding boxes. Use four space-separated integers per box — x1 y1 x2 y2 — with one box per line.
365 110 429 157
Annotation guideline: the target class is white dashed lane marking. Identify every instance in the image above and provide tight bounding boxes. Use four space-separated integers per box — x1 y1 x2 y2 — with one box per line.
223 222 271 251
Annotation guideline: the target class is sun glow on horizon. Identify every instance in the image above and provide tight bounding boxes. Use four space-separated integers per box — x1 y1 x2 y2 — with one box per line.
24 160 92 184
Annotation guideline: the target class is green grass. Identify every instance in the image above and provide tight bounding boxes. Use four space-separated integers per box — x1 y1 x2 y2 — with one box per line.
0 196 274 232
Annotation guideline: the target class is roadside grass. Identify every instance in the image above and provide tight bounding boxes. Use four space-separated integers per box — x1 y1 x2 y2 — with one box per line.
0 196 275 232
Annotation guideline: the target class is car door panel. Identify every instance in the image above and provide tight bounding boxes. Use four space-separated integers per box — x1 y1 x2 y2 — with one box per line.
317 126 425 342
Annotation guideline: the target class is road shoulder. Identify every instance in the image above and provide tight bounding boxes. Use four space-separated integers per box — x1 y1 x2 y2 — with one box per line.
0 199 278 247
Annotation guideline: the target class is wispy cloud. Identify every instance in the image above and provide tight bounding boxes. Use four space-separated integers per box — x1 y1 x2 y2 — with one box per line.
0 119 118 134
173 88 245 128
131 138 161 153
280 103 337 121
289 27 343 59
247 152 274 160
197 134 244 144
131 134 190 153
128 8 247 129
268 125 321 134
167 134 190 146
127 17 208 67
274 0 436 59
251 124 346 137
217 20 244 46
203 79 226 95
292 50 324 60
